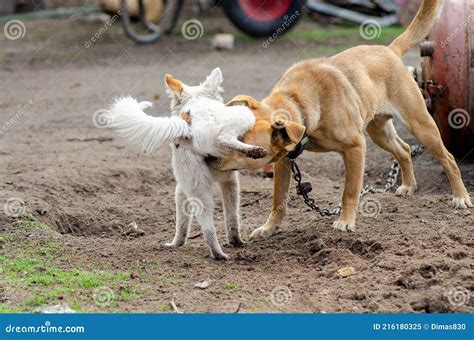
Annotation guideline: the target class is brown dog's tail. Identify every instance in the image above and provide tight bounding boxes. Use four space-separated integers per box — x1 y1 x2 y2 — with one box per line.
389 0 441 57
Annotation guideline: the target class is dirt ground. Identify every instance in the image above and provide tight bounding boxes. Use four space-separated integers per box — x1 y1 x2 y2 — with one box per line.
0 12 473 313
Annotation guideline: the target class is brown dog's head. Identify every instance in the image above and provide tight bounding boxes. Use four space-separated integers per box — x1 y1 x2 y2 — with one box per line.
206 95 306 171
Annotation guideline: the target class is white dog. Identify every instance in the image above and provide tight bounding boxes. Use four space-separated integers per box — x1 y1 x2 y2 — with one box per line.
104 68 266 260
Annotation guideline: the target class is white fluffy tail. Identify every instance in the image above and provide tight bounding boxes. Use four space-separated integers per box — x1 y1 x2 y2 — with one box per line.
105 96 190 153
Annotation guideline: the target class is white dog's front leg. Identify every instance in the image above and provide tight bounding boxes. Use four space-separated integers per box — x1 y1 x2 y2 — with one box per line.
217 135 268 159
218 171 244 247
165 185 190 247
194 193 228 260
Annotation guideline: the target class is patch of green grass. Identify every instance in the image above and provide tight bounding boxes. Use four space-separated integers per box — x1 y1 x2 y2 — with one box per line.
3 217 162 313
21 215 48 230
287 25 404 43
225 282 236 290
0 303 17 313
1 249 134 311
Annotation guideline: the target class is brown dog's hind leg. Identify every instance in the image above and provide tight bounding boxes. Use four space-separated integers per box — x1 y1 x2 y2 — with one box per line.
394 83 472 208
366 116 417 196
250 158 292 239
333 138 366 232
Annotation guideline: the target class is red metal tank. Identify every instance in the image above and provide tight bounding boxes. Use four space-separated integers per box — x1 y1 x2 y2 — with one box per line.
420 0 474 161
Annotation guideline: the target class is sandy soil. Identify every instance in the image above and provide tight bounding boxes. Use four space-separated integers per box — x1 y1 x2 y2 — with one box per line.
0 14 473 313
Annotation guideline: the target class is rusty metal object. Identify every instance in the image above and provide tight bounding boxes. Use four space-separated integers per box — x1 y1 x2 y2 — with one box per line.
419 41 435 57
420 0 474 160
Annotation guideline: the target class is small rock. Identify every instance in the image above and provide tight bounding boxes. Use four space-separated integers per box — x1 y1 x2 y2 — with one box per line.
464 210 471 216
194 281 210 289
35 208 47 216
396 277 419 289
211 34 234 50
337 267 357 277
76 13 112 24
125 222 145 237
38 303 75 314
308 239 326 254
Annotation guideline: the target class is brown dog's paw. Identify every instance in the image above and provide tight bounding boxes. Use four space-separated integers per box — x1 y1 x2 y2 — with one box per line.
332 220 356 232
246 147 268 159
249 225 277 239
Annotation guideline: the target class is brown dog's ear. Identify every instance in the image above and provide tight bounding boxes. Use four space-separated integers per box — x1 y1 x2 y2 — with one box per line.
226 95 261 109
271 120 306 151
164 74 184 95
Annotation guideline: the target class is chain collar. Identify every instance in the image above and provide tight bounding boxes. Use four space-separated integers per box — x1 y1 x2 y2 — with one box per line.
287 135 310 160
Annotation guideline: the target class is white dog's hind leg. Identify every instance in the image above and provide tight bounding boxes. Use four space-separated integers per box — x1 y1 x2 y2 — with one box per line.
165 185 190 247
194 193 228 260
218 171 244 247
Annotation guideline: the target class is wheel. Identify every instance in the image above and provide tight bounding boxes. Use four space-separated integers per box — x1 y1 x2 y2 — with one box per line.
223 0 304 38
121 0 184 44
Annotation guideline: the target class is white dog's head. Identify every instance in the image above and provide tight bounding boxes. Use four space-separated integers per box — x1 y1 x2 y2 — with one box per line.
165 67 223 115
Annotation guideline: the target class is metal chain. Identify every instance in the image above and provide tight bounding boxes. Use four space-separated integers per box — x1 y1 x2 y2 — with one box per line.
290 145 425 217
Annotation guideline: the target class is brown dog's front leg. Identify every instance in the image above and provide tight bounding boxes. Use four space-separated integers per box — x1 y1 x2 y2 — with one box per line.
333 140 366 232
250 158 292 239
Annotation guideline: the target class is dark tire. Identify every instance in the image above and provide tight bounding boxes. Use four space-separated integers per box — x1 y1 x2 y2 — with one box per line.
223 0 304 38
121 0 184 44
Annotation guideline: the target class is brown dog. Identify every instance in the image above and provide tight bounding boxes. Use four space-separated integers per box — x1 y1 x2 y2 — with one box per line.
207 0 472 237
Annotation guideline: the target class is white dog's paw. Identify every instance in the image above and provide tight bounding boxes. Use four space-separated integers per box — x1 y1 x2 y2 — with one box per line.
396 185 416 197
165 240 185 247
332 220 356 232
245 147 268 159
211 251 229 261
452 196 473 209
249 226 277 240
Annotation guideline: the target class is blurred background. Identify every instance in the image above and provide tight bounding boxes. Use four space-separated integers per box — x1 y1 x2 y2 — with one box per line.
1 0 473 314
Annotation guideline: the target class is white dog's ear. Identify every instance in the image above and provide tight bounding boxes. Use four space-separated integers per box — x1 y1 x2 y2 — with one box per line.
201 67 223 100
